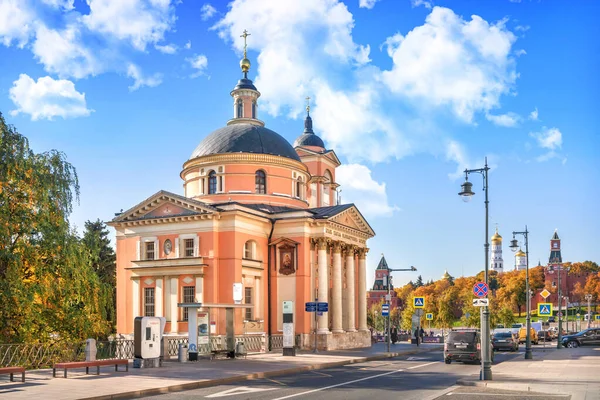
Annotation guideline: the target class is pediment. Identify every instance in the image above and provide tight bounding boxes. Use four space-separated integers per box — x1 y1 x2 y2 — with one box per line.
329 206 375 237
111 190 216 223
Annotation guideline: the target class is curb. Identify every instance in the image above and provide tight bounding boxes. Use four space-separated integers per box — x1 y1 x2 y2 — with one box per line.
83 346 442 400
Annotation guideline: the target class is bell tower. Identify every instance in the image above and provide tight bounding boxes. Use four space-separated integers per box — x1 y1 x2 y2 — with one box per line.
490 226 504 274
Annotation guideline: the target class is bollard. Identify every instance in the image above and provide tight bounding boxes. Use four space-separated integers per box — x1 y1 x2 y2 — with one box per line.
85 338 97 361
178 344 188 363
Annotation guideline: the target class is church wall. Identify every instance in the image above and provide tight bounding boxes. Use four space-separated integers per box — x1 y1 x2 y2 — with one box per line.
115 235 138 334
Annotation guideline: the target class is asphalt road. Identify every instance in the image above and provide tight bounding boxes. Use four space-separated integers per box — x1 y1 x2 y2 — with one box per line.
438 386 571 400
142 349 549 400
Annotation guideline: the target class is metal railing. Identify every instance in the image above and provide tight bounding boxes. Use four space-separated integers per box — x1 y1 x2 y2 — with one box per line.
0 343 84 369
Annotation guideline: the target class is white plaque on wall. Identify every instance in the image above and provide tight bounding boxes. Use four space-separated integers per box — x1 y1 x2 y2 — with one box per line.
233 283 243 304
283 323 294 348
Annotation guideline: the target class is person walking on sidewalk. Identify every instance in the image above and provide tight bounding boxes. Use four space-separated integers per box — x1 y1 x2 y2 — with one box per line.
414 328 420 346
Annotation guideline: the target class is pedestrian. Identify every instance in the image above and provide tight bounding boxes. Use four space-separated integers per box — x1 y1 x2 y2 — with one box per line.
414 328 420 346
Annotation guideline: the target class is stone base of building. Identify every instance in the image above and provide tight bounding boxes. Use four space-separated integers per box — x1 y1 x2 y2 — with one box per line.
298 330 370 351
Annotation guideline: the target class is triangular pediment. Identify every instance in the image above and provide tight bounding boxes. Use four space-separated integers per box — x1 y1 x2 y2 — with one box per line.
110 190 216 223
327 205 375 237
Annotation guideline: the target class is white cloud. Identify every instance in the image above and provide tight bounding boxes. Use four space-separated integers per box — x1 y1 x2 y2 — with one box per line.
0 0 34 47
41 0 75 10
411 0 433 9
445 140 469 180
9 74 92 121
184 40 191 49
336 164 399 218
32 24 100 79
155 43 178 54
201 3 217 20
529 107 538 120
187 54 208 77
127 64 162 91
515 49 526 57
359 0 379 9
515 25 530 32
380 7 518 122
83 0 176 51
485 112 521 127
530 127 562 150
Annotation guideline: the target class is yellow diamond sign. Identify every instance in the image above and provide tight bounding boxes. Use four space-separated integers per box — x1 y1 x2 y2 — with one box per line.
540 289 551 299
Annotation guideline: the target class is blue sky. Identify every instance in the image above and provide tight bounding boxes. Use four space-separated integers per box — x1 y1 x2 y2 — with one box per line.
1 0 598 288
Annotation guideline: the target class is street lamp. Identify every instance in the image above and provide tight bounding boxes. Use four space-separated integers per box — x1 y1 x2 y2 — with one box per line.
384 263 417 353
458 157 492 381
509 227 532 360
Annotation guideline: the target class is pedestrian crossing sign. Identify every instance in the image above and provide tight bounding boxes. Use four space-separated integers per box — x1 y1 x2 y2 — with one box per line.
426 313 433 320
413 297 425 309
596 315 600 321
538 303 552 316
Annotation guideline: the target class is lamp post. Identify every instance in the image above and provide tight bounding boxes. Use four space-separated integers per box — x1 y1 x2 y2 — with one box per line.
585 294 593 329
509 227 532 360
458 157 492 381
384 264 417 353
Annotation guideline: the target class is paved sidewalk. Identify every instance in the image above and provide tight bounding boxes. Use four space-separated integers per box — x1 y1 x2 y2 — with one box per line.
456 346 600 400
0 342 440 400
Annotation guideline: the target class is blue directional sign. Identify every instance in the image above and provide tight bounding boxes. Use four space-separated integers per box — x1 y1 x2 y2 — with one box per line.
596 315 600 321
426 313 433 320
317 302 329 312
413 297 425 309
305 302 317 312
382 303 390 317
538 303 552 316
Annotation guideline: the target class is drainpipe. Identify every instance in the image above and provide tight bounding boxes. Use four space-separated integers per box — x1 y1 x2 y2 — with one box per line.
267 218 277 351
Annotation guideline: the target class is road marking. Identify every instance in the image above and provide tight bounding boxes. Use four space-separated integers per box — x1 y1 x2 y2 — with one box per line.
265 378 286 385
446 392 568 397
407 356 429 361
205 386 277 398
271 361 436 400
310 371 333 377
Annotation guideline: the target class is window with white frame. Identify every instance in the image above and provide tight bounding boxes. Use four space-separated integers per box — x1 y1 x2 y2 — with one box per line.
244 287 253 320
182 286 195 321
296 177 303 199
244 240 256 259
145 242 155 260
144 288 155 316
184 238 195 257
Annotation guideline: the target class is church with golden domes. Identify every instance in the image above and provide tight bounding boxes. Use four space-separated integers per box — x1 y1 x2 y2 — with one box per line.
109 32 375 350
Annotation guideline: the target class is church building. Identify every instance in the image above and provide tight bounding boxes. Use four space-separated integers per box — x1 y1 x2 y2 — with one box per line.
109 33 375 350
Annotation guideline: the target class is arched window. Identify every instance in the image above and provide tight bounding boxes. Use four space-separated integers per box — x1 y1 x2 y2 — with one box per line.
236 99 243 118
252 100 257 119
244 240 257 259
323 170 332 205
255 170 266 194
208 170 217 194
296 177 303 199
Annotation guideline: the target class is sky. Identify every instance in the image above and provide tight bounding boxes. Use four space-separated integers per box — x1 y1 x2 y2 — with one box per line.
1 0 599 289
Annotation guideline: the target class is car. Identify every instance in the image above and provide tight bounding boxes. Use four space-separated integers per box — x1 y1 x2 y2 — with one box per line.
548 316 556 323
518 327 539 345
538 330 553 342
561 328 600 348
492 331 519 352
444 329 494 364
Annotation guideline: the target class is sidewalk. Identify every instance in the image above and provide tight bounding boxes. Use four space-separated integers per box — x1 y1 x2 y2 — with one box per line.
0 342 440 400
456 346 600 400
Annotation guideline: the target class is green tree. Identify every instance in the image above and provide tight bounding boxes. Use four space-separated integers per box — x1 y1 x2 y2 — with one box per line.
0 113 111 342
415 275 423 287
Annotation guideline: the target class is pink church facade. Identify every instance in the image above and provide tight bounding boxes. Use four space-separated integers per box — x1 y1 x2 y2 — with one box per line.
109 48 375 350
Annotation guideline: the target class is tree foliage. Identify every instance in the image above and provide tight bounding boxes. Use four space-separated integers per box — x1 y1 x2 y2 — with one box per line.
0 113 112 343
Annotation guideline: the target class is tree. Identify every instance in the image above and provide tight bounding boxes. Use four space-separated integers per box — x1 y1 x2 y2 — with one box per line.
0 113 111 342
415 275 423 287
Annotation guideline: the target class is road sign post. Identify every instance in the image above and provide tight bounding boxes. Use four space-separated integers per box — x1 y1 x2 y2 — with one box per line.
413 297 425 309
382 304 390 317
538 303 553 317
473 282 489 298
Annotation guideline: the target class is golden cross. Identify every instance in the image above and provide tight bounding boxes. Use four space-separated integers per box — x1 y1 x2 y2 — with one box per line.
240 29 251 58
305 96 311 113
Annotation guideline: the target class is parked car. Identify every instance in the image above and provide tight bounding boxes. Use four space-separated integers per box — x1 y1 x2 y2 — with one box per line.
492 331 519 352
548 316 556 323
444 329 494 364
538 330 553 342
518 327 539 345
561 328 600 348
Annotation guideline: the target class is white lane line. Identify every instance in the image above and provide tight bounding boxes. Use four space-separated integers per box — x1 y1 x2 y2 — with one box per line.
271 361 437 400
447 392 567 397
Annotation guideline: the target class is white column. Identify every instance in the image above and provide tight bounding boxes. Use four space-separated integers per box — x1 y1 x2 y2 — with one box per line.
165 278 171 321
132 278 140 318
170 277 178 333
310 242 316 331
195 276 204 303
358 249 368 332
155 278 163 317
317 238 330 334
332 242 343 333
255 277 261 319
346 248 356 332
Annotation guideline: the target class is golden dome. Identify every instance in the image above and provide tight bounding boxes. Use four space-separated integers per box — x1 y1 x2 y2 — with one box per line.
515 249 526 258
491 231 502 243
240 58 251 72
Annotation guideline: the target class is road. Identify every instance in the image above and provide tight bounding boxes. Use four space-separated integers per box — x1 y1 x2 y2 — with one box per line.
141 348 566 400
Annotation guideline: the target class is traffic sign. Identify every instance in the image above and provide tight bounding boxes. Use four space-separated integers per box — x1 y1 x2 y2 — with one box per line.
576 313 581 320
596 315 600 321
473 298 489 307
473 282 489 298
540 289 551 299
538 303 552 316
317 302 328 312
382 303 389 317
426 313 433 320
305 302 317 312
413 297 425 308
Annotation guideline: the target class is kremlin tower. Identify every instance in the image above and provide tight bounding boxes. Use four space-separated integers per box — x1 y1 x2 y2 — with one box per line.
515 248 527 271
490 227 504 273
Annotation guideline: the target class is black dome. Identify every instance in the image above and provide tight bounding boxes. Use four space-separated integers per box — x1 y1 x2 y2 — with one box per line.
190 124 301 162
293 114 325 148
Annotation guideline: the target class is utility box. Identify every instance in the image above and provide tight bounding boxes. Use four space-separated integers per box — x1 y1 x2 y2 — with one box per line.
85 339 97 361
134 316 165 359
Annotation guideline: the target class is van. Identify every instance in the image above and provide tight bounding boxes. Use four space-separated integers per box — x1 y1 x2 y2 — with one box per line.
518 327 539 345
444 329 494 364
